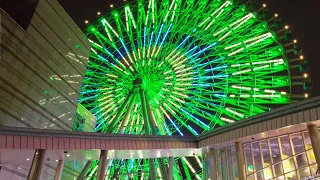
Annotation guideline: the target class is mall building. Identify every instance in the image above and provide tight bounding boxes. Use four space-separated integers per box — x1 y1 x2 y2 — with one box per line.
1 0 319 180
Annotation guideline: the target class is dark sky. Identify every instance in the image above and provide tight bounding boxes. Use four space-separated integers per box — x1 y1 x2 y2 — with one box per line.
52 0 319 97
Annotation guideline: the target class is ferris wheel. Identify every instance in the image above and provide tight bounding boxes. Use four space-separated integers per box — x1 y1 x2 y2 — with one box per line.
78 0 310 179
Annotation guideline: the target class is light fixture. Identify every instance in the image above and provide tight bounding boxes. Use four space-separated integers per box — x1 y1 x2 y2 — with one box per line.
85 20 89 24
305 93 309 98
18 167 21 170
110 4 114 8
67 154 70 157
56 160 59 162
304 73 308 78
300 55 304 60
263 4 267 7
97 12 101 15
26 158 30 161
293 39 297 43
285 25 289 29
274 13 278 17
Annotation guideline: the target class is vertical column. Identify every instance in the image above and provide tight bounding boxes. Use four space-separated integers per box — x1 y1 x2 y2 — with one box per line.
307 124 320 168
77 161 93 180
168 157 173 180
54 160 65 180
27 149 47 180
235 141 246 180
149 159 157 180
97 150 108 180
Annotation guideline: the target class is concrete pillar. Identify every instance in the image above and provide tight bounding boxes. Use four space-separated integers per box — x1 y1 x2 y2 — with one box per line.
54 160 65 180
203 149 217 180
168 157 173 180
235 141 246 180
149 159 157 180
77 161 93 180
27 149 47 180
97 150 108 180
307 124 320 168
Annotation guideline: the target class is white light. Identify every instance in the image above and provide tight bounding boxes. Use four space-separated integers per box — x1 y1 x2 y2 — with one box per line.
97 12 101 15
26 158 30 161
110 4 114 8
67 154 70 157
263 4 267 7
85 20 89 24
305 93 309 98
56 160 59 162
304 73 308 78
274 13 278 17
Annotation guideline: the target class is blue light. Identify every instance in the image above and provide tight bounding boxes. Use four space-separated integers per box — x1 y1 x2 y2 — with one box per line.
181 109 210 129
169 118 184 136
155 24 164 45
160 23 173 46
189 42 217 58
176 35 190 49
188 125 199 135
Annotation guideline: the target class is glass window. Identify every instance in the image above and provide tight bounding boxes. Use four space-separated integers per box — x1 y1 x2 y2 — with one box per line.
280 135 293 158
303 132 313 150
244 143 254 175
276 175 285 180
290 133 304 154
263 166 273 180
295 152 308 168
252 142 263 171
247 174 255 180
269 138 281 163
260 140 272 168
282 158 295 173
306 150 316 164
232 154 239 179
256 170 264 180
273 162 284 177
285 170 297 180
310 164 318 176
298 166 311 178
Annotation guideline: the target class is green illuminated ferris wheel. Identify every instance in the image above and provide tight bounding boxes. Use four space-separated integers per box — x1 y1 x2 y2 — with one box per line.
79 0 309 179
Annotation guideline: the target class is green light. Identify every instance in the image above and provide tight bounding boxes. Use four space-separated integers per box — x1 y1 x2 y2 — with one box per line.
78 0 297 178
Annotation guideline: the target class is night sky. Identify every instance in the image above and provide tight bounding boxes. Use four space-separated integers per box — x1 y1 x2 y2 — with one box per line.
2 0 319 96
57 0 320 97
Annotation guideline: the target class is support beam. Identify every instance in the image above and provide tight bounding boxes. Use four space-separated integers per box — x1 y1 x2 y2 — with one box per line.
106 91 133 133
27 149 47 180
168 157 173 180
97 150 108 180
145 93 158 134
203 149 217 180
119 93 136 133
149 159 157 180
307 124 320 168
235 141 246 180
54 160 64 180
77 161 93 180
139 89 151 135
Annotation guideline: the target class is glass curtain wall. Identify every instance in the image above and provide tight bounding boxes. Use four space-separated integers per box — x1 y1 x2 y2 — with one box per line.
215 129 319 180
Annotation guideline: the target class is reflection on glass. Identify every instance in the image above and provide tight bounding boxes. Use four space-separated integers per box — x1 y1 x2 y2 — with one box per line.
244 143 254 175
247 174 255 180
285 170 297 180
282 158 295 173
298 166 311 178
303 132 312 150
263 166 273 180
270 138 281 163
261 140 272 168
306 150 316 164
310 164 318 176
276 175 285 180
280 135 293 158
256 170 264 180
291 133 304 154
274 162 284 177
252 142 263 171
232 154 239 179
295 152 308 168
